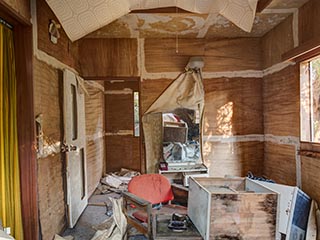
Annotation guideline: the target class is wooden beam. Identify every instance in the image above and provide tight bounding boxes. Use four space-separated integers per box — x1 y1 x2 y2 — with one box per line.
15 25 39 240
0 0 31 26
131 7 190 14
282 37 320 62
256 0 273 13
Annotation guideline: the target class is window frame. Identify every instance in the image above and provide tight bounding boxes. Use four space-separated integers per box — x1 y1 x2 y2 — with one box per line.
300 54 320 144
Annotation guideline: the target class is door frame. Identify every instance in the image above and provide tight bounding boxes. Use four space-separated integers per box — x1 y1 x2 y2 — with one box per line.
0 1 39 240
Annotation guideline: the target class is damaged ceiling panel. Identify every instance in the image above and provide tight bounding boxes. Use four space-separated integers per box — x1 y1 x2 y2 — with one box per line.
86 12 291 39
46 0 309 41
46 0 258 41
205 13 291 38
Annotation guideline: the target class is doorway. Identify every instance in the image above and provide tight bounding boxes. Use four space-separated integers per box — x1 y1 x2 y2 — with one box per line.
0 5 38 240
104 78 142 173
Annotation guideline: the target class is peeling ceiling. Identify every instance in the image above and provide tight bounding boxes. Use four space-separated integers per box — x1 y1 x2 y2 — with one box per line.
84 0 309 39
46 0 259 41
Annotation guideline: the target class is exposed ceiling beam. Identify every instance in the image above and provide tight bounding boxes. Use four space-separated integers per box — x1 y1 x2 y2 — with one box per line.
131 7 191 14
256 0 273 12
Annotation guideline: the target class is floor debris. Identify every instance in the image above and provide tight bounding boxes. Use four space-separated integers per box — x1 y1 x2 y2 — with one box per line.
62 169 145 240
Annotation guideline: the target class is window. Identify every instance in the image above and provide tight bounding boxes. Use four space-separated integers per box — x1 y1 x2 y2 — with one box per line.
300 55 320 143
134 91 140 137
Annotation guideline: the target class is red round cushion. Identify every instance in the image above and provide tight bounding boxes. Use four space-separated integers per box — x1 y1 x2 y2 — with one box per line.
128 174 174 204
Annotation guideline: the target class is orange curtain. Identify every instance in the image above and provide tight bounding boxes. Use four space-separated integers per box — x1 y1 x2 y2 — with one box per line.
0 23 24 240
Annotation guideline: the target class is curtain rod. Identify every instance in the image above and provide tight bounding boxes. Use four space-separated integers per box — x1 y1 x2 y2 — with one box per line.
0 18 13 29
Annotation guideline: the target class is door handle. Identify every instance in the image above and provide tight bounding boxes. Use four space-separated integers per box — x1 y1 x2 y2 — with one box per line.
61 142 78 153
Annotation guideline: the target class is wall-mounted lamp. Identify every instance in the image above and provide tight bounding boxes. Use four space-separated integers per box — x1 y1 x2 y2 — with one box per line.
49 19 61 44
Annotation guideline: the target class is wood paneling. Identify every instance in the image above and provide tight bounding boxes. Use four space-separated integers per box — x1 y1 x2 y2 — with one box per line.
263 142 296 185
0 0 30 23
141 78 174 113
144 38 262 72
37 0 79 70
262 15 294 68
263 65 299 136
86 139 104 195
301 156 320 203
105 93 134 132
37 154 66 240
85 81 105 196
79 38 138 77
257 0 273 12
15 25 39 240
106 136 141 172
105 80 141 173
298 0 320 45
203 142 264 177
34 59 66 239
203 77 263 136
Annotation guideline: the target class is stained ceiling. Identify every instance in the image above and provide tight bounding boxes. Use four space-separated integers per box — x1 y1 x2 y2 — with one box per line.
85 0 309 39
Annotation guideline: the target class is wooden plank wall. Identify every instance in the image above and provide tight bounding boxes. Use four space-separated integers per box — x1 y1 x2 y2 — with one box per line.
84 81 105 196
33 59 66 240
261 0 320 194
142 38 264 177
37 0 79 71
301 156 320 203
144 38 262 72
262 16 294 69
261 14 299 186
79 38 138 78
203 77 263 177
104 80 141 173
33 1 106 238
298 0 320 202
298 0 320 45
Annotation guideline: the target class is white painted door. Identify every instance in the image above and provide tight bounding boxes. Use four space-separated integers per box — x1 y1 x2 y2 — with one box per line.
63 69 88 228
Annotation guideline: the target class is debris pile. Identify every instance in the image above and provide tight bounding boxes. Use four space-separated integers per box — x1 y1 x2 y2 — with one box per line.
95 168 140 195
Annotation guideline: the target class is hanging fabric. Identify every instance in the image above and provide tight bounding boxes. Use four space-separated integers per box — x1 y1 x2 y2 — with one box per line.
0 22 24 240
142 69 205 173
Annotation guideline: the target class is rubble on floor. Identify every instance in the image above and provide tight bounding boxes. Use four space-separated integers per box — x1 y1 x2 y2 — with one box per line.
54 234 74 240
62 169 145 240
95 168 140 195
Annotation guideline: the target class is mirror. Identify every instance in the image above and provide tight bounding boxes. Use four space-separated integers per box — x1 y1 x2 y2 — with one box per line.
162 107 201 163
